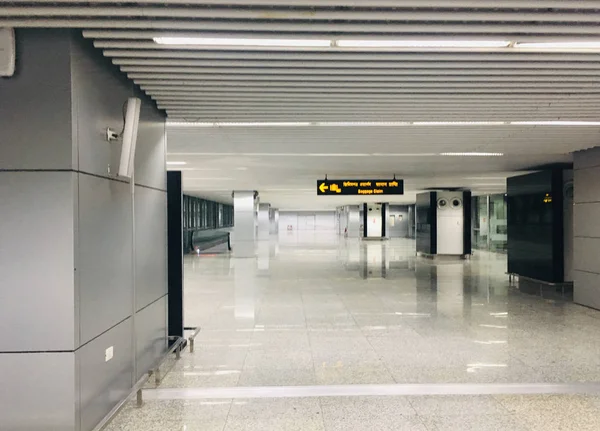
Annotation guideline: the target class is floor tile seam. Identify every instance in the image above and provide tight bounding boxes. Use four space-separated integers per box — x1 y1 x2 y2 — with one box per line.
220 398 235 431
301 288 321 391
358 315 403 395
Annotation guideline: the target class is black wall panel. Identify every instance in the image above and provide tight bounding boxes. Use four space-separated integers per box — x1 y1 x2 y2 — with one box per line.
416 192 437 254
507 170 564 283
463 191 472 255
167 171 183 339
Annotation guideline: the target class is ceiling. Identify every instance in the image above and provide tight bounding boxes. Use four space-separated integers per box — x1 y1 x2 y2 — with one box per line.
3 1 600 208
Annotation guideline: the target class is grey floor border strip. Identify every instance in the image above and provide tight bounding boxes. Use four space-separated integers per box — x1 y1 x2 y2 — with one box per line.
144 383 600 400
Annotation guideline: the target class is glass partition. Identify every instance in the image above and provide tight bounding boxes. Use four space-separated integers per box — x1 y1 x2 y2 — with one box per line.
471 194 507 253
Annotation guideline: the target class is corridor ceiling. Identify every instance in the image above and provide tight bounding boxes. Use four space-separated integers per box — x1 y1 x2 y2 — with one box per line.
3 1 600 207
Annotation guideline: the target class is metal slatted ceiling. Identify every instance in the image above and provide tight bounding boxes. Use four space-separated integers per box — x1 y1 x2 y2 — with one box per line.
3 1 600 207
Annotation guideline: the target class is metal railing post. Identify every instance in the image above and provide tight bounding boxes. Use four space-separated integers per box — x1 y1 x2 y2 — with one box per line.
136 389 143 408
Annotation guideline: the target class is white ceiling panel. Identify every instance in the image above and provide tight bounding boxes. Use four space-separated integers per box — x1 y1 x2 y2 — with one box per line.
3 1 599 207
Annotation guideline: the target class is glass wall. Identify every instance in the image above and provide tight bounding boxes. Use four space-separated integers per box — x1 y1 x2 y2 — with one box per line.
471 194 507 253
182 194 234 231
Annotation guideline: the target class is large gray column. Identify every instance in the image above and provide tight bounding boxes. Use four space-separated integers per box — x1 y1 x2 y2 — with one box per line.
0 30 167 431
258 203 271 240
574 147 600 309
233 191 257 257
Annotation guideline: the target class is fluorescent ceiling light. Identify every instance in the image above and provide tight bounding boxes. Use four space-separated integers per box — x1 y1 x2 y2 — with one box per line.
223 122 312 127
337 39 511 48
516 41 600 50
153 37 331 47
440 152 504 157
167 122 312 127
317 121 412 127
185 177 234 180
511 121 600 126
371 153 437 156
479 324 508 329
166 120 600 128
169 152 369 157
412 121 506 126
263 188 314 192
166 161 187 165
464 177 507 180
177 168 221 171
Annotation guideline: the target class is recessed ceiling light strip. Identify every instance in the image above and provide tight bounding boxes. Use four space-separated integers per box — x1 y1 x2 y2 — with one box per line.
166 121 600 127
154 37 600 52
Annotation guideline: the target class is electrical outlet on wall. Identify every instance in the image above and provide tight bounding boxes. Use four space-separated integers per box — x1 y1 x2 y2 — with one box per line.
105 346 114 362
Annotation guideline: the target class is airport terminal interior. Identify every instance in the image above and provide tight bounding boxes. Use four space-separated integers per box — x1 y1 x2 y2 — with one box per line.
4 1 600 430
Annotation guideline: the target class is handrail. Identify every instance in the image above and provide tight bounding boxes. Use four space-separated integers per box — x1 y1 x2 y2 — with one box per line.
187 326 202 353
92 336 185 431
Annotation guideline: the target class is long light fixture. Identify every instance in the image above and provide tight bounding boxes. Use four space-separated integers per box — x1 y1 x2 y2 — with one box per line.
515 41 600 50
412 121 505 126
167 152 499 157
441 152 504 157
153 37 331 47
512 121 600 126
154 37 600 52
166 161 187 165
337 40 511 48
167 120 600 127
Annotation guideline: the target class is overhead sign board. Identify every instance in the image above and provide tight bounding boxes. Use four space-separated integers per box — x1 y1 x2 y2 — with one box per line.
317 179 404 196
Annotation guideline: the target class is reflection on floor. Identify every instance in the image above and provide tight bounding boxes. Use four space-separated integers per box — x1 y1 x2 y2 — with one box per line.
106 235 600 431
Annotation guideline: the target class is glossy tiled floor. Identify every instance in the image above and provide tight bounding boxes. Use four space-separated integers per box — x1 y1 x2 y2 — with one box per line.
106 234 600 430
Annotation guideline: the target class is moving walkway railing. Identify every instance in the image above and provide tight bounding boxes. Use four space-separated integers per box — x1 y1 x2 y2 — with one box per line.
92 336 185 431
186 326 202 353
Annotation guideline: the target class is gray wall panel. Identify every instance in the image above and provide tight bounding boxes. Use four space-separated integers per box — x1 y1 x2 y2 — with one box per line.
573 236 600 274
0 172 76 351
134 89 167 190
0 30 74 170
0 352 76 431
574 202 600 239
77 318 133 431
574 166 600 204
574 270 600 310
388 205 410 238
573 146 600 170
573 148 600 310
78 173 133 345
135 296 168 380
70 35 134 177
135 186 168 309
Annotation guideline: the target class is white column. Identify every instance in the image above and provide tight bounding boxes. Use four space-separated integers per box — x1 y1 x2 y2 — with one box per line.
269 208 279 235
233 191 257 258
347 205 361 238
258 203 271 240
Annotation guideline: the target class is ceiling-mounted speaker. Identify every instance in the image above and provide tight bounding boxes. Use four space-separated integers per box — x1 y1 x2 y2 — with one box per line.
118 97 142 179
0 28 15 77
437 198 449 210
450 197 463 209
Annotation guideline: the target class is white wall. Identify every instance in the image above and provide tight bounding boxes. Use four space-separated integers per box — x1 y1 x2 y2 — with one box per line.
366 203 384 238
436 191 465 255
279 211 336 232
